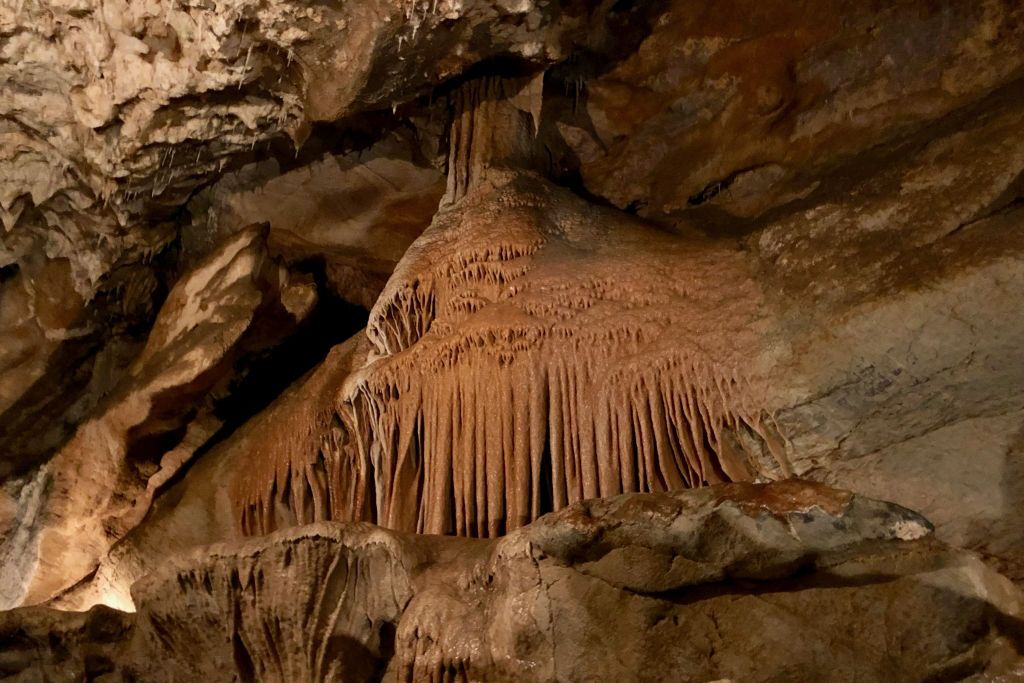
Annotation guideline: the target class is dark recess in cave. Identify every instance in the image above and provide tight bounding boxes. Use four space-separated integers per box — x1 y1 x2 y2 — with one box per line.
147 257 369 498
214 258 368 436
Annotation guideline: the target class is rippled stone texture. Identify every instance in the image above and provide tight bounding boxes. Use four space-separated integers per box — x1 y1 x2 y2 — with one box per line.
3 482 1023 681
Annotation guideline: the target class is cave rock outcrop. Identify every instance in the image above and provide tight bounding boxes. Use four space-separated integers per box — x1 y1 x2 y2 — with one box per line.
2 0 1024 676
0 225 318 609
3 482 1024 681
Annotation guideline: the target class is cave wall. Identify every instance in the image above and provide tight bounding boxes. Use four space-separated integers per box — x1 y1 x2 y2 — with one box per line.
1 0 1024 678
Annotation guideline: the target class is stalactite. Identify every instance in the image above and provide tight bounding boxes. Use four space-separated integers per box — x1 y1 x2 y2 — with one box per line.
229 336 373 537
231 77 789 540
345 331 785 537
443 76 537 207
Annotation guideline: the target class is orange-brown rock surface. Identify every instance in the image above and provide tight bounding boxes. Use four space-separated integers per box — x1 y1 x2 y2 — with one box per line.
0 225 322 607
3 482 1024 681
2 0 1024 677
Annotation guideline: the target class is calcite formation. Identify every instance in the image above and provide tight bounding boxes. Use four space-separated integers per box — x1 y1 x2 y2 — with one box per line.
2 0 1024 678
342 169 787 537
232 76 789 541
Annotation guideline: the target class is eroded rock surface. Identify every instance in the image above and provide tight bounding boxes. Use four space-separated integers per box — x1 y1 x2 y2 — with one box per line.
188 133 445 308
1 0 618 308
554 0 1024 227
3 0 1024 675
2 482 1023 681
0 225 320 608
754 87 1024 582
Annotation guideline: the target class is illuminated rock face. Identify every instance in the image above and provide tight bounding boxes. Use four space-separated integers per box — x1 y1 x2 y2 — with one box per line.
228 168 790 540
2 0 1024 677
339 170 786 537
0 226 322 608
3 482 1024 681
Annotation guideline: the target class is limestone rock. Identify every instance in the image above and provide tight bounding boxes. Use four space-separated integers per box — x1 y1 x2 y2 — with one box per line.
0 225 318 608
190 134 445 308
51 332 367 613
48 60 1024 597
554 0 1024 226
2 482 1023 681
0 0 613 307
0 604 132 680
3 0 1024 675
753 86 1024 583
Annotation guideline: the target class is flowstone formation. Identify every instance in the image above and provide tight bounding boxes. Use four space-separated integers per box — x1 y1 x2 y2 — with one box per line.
342 169 787 536
2 0 1024 679
229 76 789 542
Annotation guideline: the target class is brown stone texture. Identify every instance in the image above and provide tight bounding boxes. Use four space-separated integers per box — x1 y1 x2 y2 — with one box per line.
2 0 1024 678
4 482 1024 681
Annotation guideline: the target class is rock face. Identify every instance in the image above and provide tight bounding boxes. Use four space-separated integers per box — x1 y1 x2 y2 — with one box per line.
2 482 1023 681
561 0 1024 227
2 0 1024 676
188 133 445 308
752 85 1024 583
1 0 614 303
0 225 321 608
